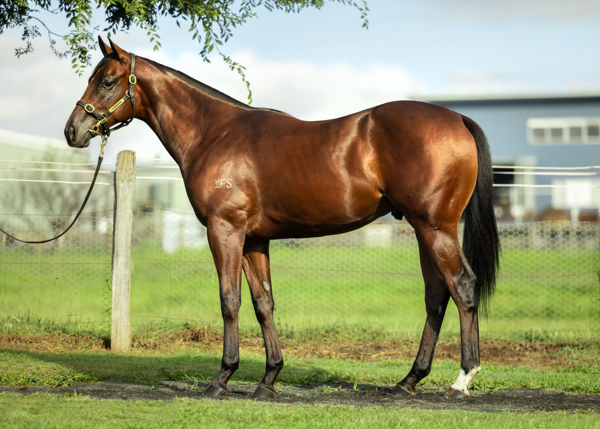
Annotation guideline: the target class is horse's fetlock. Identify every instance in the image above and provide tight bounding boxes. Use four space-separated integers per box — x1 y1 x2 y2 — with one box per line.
221 357 240 373
267 357 284 373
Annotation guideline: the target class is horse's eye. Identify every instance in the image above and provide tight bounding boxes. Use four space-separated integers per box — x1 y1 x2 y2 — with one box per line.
101 79 115 90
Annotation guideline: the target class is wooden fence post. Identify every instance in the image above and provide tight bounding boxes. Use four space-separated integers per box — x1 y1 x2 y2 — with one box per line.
111 150 136 353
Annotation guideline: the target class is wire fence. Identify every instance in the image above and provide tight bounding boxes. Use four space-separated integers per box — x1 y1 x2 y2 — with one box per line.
0 157 599 338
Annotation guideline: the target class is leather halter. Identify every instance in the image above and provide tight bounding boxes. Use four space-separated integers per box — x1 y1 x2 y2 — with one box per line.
76 53 137 137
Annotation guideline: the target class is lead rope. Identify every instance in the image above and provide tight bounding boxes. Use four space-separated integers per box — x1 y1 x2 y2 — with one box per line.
0 136 108 244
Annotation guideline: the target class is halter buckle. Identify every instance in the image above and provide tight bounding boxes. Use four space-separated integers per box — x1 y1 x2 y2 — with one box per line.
84 104 96 114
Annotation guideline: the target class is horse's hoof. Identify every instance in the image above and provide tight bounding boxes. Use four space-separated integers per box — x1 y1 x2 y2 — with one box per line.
205 383 228 398
252 384 277 399
395 384 416 396
444 387 469 400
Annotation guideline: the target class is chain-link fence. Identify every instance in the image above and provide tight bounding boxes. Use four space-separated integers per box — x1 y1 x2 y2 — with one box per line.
1 158 599 338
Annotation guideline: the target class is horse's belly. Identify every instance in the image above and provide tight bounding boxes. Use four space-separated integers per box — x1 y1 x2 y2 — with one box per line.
249 188 390 239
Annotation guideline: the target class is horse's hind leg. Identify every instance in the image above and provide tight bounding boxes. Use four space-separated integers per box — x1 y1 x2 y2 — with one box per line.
396 237 451 394
401 219 480 398
242 238 284 399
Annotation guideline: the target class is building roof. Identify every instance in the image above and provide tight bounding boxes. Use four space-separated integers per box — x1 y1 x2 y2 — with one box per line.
420 93 600 108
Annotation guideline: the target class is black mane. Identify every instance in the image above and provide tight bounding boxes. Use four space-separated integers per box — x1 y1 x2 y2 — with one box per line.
92 52 288 114
143 57 251 109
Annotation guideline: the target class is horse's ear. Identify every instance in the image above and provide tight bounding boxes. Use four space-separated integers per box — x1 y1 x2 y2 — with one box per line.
98 36 111 57
108 38 129 62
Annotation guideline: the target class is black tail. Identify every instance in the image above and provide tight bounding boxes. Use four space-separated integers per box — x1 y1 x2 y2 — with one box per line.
461 115 500 315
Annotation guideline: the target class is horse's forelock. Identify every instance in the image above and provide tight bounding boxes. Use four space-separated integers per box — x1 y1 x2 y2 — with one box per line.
88 52 120 83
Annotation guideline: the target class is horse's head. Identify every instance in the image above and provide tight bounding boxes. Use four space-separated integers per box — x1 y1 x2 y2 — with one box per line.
64 37 137 148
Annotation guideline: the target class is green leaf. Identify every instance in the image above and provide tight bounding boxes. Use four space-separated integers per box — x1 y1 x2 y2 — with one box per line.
6 0 370 88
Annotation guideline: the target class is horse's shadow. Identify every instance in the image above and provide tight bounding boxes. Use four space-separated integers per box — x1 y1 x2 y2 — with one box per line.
0 346 332 390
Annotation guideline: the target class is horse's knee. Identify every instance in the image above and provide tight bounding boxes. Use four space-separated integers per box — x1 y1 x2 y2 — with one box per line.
220 294 241 320
250 281 275 323
252 296 274 324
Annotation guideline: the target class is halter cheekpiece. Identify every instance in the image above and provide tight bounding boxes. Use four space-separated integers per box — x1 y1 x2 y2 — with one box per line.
76 53 137 138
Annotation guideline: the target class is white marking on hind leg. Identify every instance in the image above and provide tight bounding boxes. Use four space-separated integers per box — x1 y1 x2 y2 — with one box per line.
450 366 480 395
262 280 271 292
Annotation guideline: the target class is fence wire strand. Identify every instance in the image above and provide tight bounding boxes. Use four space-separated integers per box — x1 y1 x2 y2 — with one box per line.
0 161 598 336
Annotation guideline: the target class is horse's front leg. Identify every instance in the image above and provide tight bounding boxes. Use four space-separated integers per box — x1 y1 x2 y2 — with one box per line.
204 216 246 398
242 238 284 399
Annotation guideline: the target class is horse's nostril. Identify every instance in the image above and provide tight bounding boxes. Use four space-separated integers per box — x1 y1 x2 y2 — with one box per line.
65 125 75 144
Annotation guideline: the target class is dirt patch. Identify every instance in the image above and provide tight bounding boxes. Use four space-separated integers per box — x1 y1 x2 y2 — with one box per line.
3 381 599 413
0 332 107 353
278 338 576 369
2 328 599 412
133 325 598 370
1 327 598 370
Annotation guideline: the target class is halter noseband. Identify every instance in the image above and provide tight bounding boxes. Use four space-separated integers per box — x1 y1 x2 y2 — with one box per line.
76 53 137 137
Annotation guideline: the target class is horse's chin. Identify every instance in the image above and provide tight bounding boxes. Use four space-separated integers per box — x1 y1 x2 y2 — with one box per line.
66 134 92 149
79 137 92 148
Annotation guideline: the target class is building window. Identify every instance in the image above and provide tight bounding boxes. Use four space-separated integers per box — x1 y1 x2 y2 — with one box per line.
527 117 600 145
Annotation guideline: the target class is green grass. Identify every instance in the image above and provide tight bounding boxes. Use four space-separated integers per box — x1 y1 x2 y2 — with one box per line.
1 316 599 393
1 333 599 428
1 237 598 339
1 346 599 393
0 318 598 392
1 226 599 427
2 393 597 429
1 315 599 427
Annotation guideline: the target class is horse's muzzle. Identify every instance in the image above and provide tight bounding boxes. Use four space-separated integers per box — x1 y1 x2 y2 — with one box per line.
64 123 91 148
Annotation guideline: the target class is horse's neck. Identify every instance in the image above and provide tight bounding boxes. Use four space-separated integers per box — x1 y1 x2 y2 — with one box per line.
137 59 245 169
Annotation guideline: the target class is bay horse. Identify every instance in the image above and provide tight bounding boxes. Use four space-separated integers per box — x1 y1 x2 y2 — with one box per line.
65 38 499 399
